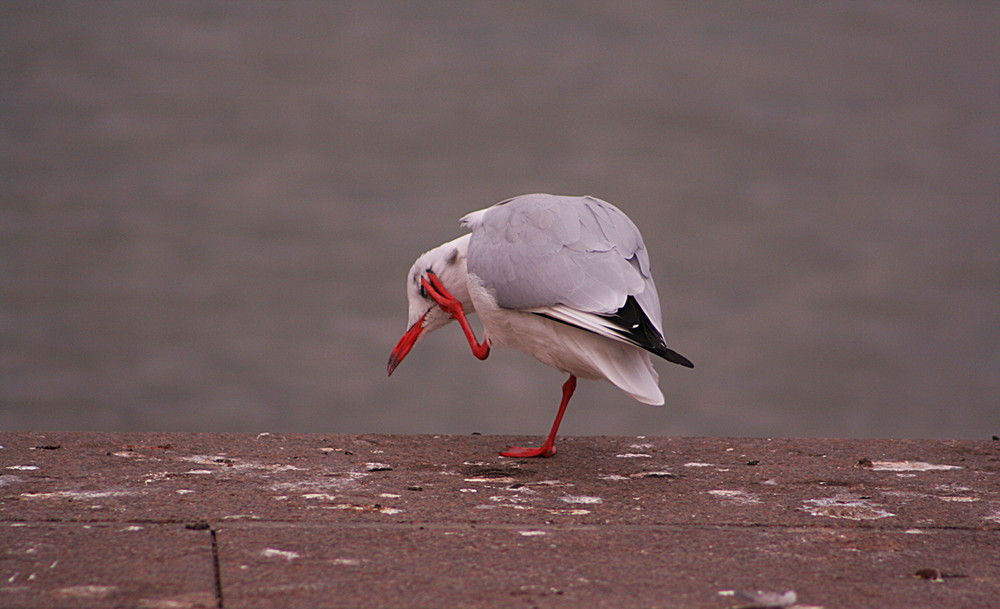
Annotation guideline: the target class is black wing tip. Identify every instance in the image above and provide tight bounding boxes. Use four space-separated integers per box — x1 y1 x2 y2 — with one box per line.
600 296 694 368
660 347 694 369
537 296 695 368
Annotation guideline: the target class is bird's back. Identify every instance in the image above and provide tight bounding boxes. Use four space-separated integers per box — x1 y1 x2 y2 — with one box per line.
461 194 690 404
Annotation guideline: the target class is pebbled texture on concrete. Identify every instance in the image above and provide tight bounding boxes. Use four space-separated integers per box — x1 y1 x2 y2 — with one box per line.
1 433 998 608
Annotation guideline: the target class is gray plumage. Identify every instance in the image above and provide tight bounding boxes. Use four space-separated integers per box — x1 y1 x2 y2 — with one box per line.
462 194 663 332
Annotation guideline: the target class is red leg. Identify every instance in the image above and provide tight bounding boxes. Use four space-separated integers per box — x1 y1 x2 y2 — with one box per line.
422 273 490 360
501 375 576 458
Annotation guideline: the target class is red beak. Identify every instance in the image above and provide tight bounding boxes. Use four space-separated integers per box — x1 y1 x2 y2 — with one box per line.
387 313 427 376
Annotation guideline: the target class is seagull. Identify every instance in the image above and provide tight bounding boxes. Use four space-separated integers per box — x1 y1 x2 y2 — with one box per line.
387 193 693 457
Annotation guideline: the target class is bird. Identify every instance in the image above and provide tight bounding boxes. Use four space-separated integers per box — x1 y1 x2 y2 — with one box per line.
387 193 693 457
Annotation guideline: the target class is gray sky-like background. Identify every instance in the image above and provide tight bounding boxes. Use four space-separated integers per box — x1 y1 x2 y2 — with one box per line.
3 2 998 439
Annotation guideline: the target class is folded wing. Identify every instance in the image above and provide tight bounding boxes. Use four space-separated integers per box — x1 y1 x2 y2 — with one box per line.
462 194 689 367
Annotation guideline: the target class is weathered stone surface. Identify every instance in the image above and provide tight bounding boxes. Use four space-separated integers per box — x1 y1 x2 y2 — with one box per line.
1 433 998 608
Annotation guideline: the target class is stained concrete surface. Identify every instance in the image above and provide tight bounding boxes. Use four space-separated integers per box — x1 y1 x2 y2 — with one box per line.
1 433 998 608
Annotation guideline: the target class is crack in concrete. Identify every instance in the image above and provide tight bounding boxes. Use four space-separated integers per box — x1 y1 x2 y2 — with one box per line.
210 527 223 608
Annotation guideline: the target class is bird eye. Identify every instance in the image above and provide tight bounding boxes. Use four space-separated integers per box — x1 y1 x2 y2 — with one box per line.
418 279 429 299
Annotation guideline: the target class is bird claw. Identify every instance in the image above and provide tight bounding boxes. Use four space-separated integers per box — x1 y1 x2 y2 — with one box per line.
500 444 557 458
422 271 490 360
422 273 463 317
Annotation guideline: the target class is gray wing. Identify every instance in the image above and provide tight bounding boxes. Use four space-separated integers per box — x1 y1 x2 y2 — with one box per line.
462 193 663 332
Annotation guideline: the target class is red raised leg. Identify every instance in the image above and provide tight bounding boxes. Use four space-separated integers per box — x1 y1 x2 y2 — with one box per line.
422 273 490 360
501 375 577 458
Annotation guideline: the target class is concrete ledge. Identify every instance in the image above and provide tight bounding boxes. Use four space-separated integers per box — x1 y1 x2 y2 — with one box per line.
1 432 998 608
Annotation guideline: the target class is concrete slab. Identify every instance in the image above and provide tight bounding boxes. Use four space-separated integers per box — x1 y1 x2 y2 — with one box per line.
1 433 998 608
216 522 999 609
0 522 216 609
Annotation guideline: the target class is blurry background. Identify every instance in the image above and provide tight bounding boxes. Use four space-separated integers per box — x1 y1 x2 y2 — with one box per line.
2 2 998 439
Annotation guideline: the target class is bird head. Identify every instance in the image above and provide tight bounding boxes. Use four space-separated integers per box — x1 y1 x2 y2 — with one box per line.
387 234 472 375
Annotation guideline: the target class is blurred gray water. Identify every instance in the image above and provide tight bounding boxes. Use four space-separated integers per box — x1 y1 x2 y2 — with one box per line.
2 2 998 439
